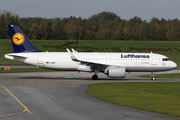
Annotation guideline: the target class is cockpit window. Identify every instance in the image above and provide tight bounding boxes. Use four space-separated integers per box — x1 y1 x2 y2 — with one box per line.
162 58 170 61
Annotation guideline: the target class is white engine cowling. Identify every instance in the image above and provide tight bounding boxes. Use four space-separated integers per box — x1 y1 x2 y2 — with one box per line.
108 66 126 78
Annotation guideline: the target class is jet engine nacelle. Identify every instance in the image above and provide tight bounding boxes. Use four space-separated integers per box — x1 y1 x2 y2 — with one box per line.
107 66 126 78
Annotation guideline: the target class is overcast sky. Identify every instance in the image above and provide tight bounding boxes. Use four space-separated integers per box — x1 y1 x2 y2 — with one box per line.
0 0 180 21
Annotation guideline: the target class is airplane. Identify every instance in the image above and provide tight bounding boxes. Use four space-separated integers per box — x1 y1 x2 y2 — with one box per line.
4 24 177 80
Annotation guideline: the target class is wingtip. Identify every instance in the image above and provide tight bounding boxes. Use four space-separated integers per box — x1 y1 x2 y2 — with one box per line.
66 48 70 52
66 48 78 61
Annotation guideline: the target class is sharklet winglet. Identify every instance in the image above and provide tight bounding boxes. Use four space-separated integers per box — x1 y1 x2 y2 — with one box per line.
66 48 78 61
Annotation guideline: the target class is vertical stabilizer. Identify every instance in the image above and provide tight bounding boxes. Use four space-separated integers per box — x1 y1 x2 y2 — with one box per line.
8 24 41 53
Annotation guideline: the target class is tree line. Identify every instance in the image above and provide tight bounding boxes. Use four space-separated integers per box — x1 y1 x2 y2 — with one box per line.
0 10 180 41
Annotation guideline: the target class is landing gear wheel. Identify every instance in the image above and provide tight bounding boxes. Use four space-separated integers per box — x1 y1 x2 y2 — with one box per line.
92 75 98 80
151 77 156 81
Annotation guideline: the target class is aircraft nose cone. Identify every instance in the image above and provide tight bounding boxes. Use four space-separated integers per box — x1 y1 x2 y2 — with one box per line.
172 62 177 69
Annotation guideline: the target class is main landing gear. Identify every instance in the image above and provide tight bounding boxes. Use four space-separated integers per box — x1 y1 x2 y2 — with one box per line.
92 69 99 80
151 72 156 81
92 74 98 80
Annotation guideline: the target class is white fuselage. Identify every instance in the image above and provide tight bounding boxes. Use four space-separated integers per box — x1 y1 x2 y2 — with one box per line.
5 52 177 72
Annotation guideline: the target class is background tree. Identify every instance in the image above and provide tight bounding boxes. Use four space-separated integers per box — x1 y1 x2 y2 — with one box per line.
1 10 180 41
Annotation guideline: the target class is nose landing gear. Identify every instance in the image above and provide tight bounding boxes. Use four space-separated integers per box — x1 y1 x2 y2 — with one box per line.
151 72 156 81
151 76 156 81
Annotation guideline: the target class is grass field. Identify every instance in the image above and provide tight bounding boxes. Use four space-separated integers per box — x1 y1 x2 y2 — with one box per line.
0 39 180 65
85 82 180 117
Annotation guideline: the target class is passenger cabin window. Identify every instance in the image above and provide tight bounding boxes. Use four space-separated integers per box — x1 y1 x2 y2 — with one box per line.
162 58 170 61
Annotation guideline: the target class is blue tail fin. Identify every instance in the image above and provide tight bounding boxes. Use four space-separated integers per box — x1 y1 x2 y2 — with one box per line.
8 24 41 53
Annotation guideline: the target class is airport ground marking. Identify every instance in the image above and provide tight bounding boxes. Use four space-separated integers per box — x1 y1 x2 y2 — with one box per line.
0 83 39 120
0 109 26 117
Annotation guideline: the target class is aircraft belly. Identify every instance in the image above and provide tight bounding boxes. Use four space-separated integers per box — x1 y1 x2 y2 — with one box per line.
127 66 171 72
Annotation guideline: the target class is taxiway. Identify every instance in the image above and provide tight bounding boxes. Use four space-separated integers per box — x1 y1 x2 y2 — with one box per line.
0 70 180 120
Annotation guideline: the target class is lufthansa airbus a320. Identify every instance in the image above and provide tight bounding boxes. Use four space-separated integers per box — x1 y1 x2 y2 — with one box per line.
5 25 177 80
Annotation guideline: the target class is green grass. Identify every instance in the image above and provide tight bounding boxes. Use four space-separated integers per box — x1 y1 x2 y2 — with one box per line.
1 39 180 65
141 73 180 79
0 68 55 73
85 82 180 117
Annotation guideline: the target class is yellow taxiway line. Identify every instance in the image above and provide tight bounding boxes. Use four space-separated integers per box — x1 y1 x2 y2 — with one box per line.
0 83 39 120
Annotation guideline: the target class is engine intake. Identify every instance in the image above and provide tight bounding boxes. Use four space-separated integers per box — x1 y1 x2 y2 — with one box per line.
107 66 126 78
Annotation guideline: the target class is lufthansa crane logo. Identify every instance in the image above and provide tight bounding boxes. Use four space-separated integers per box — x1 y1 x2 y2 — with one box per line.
12 33 25 45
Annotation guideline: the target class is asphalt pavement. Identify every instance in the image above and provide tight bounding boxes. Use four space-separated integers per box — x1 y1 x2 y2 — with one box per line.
0 70 180 120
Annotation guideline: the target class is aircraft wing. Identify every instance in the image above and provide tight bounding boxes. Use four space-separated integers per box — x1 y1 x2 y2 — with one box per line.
67 48 109 67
